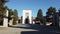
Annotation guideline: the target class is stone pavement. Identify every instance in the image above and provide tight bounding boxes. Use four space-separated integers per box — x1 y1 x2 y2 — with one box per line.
0 24 60 34
0 24 38 34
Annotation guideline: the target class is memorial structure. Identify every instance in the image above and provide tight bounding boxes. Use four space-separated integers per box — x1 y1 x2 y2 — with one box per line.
3 9 8 27
0 9 8 27
22 10 32 24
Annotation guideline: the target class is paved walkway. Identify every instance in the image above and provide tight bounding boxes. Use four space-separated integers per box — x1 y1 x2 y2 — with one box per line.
0 24 60 34
0 24 38 34
0 27 38 34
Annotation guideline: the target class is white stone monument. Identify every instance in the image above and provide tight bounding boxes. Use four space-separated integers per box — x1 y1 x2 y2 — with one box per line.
22 10 32 24
3 9 8 27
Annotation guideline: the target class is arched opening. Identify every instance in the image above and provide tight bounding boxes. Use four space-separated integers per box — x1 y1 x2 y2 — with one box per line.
25 17 29 24
24 13 30 24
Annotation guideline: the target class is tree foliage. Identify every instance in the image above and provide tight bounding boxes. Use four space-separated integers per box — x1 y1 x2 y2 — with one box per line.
0 0 8 5
0 0 8 24
37 9 43 24
48 7 56 13
13 9 18 25
4 6 18 25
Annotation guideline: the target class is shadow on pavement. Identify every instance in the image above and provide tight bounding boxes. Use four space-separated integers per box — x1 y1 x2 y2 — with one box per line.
9 24 47 30
21 31 58 34
10 24 58 31
9 24 60 34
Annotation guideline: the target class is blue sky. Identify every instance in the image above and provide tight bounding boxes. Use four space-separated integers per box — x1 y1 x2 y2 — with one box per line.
5 0 60 17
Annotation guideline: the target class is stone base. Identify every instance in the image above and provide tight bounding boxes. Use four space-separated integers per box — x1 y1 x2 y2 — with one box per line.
3 18 8 27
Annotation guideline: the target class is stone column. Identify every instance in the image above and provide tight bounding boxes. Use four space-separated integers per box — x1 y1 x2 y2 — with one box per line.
22 11 25 24
29 11 32 24
3 9 8 27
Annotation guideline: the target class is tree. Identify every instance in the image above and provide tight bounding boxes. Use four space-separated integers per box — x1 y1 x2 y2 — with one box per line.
46 7 57 26
13 9 18 25
13 9 18 20
4 6 18 25
4 6 14 22
0 0 8 25
0 0 8 11
48 7 56 13
37 9 43 25
0 0 8 6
